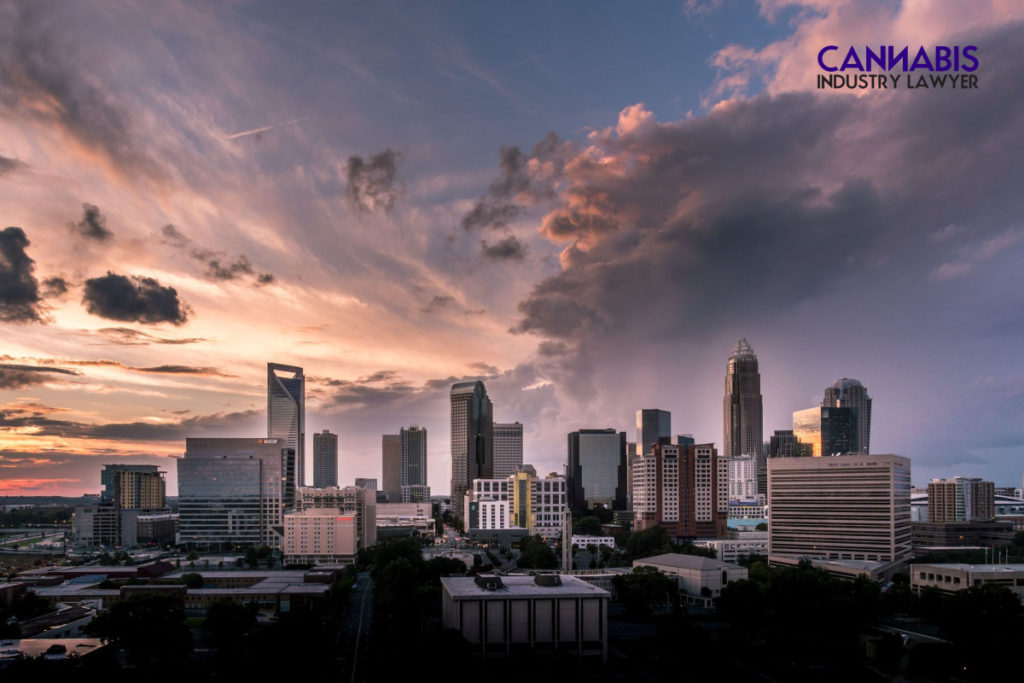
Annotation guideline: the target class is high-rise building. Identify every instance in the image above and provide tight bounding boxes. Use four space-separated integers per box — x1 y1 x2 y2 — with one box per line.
567 429 627 511
100 464 165 509
177 437 296 549
381 434 402 503
928 477 995 522
792 406 858 457
633 442 728 540
769 430 803 459
450 381 493 519
296 486 376 549
401 425 429 496
823 378 872 454
723 339 764 494
768 454 911 563
632 409 671 509
312 430 338 488
493 422 524 479
268 363 305 486
728 454 758 501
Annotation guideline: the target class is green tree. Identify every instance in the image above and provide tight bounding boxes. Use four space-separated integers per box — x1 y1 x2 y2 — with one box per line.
516 535 558 569
202 599 256 650
85 593 192 668
575 516 602 535
612 566 677 618
180 572 203 588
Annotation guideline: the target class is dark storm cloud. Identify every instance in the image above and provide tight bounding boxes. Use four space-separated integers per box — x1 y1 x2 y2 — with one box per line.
160 224 274 285
0 226 43 322
0 4 160 178
0 154 26 175
461 131 567 231
82 272 190 325
41 276 69 298
345 148 401 213
0 364 80 389
0 406 260 442
421 294 455 314
68 203 112 241
481 235 526 260
93 327 206 346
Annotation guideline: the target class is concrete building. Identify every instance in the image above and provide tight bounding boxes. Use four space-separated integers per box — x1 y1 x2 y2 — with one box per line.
723 339 764 493
823 378 872 455
633 553 748 597
632 409 671 510
283 508 357 565
465 467 567 540
768 429 803 459
440 574 609 660
268 363 305 487
911 520 1014 551
400 425 428 500
381 433 402 503
911 563 1024 603
493 422 523 479
312 430 338 488
694 538 769 563
177 437 296 550
768 453 911 563
450 381 494 520
567 428 627 512
572 535 616 550
928 477 995 522
74 464 174 548
295 486 376 549
100 464 165 509
728 454 758 501
376 502 434 537
633 442 728 540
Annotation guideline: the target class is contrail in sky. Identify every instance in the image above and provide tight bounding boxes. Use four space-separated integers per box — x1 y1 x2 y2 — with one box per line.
225 116 307 140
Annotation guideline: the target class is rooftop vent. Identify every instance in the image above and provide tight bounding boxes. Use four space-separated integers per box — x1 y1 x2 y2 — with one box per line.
474 575 504 591
534 574 562 587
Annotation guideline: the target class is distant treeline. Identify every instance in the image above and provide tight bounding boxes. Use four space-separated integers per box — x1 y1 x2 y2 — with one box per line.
0 507 74 526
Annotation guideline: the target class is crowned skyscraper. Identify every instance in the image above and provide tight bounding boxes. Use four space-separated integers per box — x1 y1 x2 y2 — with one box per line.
268 363 305 487
450 381 493 520
823 378 872 454
723 339 764 493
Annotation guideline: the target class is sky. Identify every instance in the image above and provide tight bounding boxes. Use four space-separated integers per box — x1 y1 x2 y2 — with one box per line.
1 0 1023 497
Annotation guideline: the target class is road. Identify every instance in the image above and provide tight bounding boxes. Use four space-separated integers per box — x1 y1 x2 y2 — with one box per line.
340 571 373 683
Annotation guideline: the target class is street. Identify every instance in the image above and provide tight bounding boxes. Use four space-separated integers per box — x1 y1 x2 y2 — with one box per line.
340 571 373 683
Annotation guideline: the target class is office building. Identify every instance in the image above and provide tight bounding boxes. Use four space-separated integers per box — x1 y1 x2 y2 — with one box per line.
381 434 401 503
465 466 567 540
723 339 764 493
792 406 859 457
283 509 357 565
768 454 911 563
911 563 1024 603
100 464 165 509
634 553 748 598
928 477 995 522
296 486 376 549
312 430 338 488
441 575 610 660
823 378 872 454
401 425 428 500
632 409 670 509
268 363 305 486
354 478 377 491
493 422 524 479
567 429 627 512
450 381 494 520
728 454 758 501
177 438 296 550
769 429 805 459
376 502 434 538
400 484 431 503
633 442 728 540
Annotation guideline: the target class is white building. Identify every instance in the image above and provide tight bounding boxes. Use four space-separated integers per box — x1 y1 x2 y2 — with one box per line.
376 502 434 536
572 535 616 550
283 508 357 565
693 538 768 564
465 466 567 540
911 563 1024 603
633 553 748 597
728 454 758 501
296 486 376 549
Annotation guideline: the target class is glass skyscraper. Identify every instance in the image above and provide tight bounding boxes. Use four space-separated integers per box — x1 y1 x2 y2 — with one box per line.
313 430 338 488
268 363 305 486
567 428 627 511
493 422 523 479
723 338 764 493
823 378 872 454
450 381 493 520
400 425 428 502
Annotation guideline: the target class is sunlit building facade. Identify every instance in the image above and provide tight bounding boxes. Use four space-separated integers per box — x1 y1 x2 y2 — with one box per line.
823 378 872 454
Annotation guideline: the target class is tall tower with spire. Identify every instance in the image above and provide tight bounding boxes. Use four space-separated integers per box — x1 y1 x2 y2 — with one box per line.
723 339 764 492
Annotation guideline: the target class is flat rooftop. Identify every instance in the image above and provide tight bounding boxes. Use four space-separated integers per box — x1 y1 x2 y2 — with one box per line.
911 563 1024 572
441 575 610 599
635 553 740 571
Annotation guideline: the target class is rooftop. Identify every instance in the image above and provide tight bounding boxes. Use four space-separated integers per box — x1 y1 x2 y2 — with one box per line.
441 574 610 599
910 563 1024 572
634 553 740 571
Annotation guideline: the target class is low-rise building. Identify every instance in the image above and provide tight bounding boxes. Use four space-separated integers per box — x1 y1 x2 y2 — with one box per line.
440 574 609 660
632 553 748 597
572 535 616 550
693 538 768 563
911 563 1024 603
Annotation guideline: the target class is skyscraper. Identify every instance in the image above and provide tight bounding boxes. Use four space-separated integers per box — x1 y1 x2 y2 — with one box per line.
723 339 764 493
313 430 338 488
632 409 671 508
633 442 727 540
567 428 627 511
268 363 305 486
381 434 401 503
493 422 524 479
823 378 872 454
450 381 493 520
792 406 858 457
100 464 165 509
400 425 429 502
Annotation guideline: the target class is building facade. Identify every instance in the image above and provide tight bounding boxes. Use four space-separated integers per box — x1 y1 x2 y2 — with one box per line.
723 339 764 494
465 467 567 539
450 381 494 520
283 509 357 565
100 465 165 509
177 438 296 549
401 426 428 500
928 477 995 522
312 430 338 489
567 428 627 512
381 434 402 503
493 422 524 479
728 454 758 501
633 443 728 540
268 363 305 486
295 486 376 549
792 406 859 457
823 378 872 454
768 453 911 563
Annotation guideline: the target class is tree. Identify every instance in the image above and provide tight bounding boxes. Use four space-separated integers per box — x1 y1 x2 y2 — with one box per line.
202 599 256 650
516 535 558 569
85 593 192 668
180 572 203 588
575 516 603 535
755 522 768 531
613 566 677 618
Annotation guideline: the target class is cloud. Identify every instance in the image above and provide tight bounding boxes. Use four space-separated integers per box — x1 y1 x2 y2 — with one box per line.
421 294 455 314
481 235 526 260
159 224 274 285
41 276 69 298
345 148 402 213
68 203 113 241
932 228 1023 281
0 226 43 322
0 154 26 175
0 364 80 389
82 272 190 325
461 132 568 231
92 327 206 346
0 406 261 442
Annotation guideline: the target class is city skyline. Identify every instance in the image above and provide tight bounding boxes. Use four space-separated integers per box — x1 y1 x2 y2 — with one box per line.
3 1 1024 496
